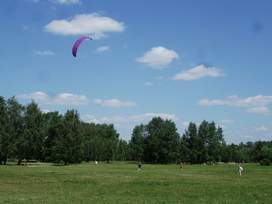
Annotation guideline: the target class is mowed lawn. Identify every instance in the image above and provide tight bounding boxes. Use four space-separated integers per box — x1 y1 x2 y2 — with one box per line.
0 162 271 204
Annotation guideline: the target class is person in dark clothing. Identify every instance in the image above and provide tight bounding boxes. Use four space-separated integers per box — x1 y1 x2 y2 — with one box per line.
138 162 142 172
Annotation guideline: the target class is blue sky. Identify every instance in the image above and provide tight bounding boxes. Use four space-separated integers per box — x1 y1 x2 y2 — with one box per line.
1 0 272 144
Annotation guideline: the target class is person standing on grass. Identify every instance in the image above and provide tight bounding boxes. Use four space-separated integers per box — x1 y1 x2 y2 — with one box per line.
138 162 142 172
238 164 243 176
180 162 183 169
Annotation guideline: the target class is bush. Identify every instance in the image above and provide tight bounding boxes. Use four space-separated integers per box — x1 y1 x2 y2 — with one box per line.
260 159 270 166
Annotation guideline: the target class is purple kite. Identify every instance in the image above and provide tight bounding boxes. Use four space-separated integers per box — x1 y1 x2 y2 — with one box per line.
72 37 92 57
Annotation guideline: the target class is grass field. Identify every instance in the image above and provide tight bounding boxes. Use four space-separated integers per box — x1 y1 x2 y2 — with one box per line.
0 162 271 204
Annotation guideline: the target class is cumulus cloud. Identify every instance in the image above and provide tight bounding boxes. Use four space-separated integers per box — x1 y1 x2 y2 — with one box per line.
44 13 125 39
96 46 109 52
136 46 179 69
18 92 89 106
82 113 178 124
93 98 137 108
33 50 55 55
53 0 81 4
199 95 272 116
172 64 225 80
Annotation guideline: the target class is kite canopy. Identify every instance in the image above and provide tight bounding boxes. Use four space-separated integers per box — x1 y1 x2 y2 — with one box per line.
72 37 92 57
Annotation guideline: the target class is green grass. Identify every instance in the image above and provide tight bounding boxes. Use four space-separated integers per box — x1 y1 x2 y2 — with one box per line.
0 162 271 203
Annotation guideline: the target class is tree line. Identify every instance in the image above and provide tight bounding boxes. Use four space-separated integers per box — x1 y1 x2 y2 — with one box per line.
0 96 271 165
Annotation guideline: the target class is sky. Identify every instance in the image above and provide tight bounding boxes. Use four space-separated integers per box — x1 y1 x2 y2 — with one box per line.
1 0 272 144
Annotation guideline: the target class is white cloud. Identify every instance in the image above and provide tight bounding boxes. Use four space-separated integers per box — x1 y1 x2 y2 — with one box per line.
220 119 235 124
41 109 53 114
82 113 178 124
247 106 271 116
181 122 190 128
93 98 137 108
136 46 179 69
254 126 268 131
93 99 102 104
144 82 153 86
128 113 178 122
96 46 109 52
53 0 81 4
33 50 55 55
44 13 125 39
199 95 272 107
18 92 89 106
199 95 272 116
172 64 225 80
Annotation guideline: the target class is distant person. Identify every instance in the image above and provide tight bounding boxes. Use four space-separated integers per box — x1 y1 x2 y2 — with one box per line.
138 162 142 172
23 158 26 166
180 162 183 169
95 160 98 166
238 164 243 176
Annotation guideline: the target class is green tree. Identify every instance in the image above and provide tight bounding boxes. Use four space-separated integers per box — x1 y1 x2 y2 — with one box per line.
182 121 225 164
179 134 190 163
183 122 201 164
116 139 129 161
6 97 25 165
22 101 45 162
259 146 272 166
81 123 119 162
144 117 180 164
144 117 163 163
42 111 62 162
99 124 119 162
198 120 210 163
206 122 224 163
82 122 96 161
0 97 10 164
129 124 145 161
52 109 84 165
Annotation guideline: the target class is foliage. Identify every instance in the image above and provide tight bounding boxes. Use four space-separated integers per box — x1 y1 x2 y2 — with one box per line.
0 96 271 165
51 110 84 165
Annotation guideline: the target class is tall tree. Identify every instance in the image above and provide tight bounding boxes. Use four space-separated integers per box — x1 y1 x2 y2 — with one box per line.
116 139 129 161
0 97 10 164
198 120 210 163
22 100 45 162
157 119 180 164
144 117 180 164
144 118 161 163
6 97 25 165
183 122 200 164
129 124 145 161
99 124 119 162
42 111 62 162
52 109 84 165
82 122 97 161
179 134 190 163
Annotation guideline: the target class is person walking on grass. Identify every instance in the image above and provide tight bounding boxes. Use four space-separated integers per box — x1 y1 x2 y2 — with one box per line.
238 164 243 176
138 162 142 172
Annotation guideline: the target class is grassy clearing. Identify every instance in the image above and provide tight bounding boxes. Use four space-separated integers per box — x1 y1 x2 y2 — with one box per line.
0 162 271 203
